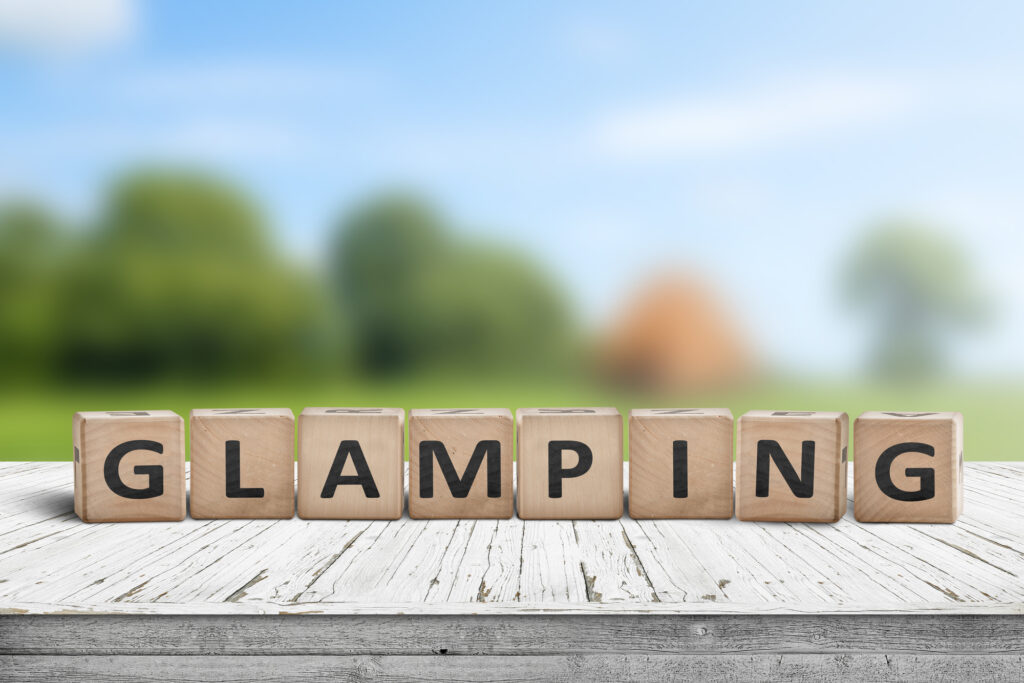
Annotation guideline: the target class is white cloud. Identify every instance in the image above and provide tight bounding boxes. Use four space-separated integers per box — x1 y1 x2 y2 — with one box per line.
0 0 136 56
591 74 923 161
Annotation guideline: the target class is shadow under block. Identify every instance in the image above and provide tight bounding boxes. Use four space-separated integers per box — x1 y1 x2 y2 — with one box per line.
72 410 186 523
854 411 964 523
408 409 513 519
736 410 849 523
628 408 734 519
189 408 295 519
516 408 623 520
297 408 404 520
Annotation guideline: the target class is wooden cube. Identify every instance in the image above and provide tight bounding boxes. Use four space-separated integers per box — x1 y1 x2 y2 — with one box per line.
189 408 295 519
854 411 963 523
73 410 186 523
736 410 848 522
516 408 623 520
408 409 513 519
628 408 734 519
298 408 404 520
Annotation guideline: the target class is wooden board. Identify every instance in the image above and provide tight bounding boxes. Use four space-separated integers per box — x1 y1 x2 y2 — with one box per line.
1 461 1023 680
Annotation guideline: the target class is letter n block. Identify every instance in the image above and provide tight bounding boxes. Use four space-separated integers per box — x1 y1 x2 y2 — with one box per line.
854 411 963 523
190 409 295 519
628 408 734 519
736 411 848 522
297 408 404 520
517 408 623 520
73 411 186 522
409 409 513 519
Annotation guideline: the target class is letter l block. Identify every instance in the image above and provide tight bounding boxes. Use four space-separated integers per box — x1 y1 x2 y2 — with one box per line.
73 410 186 522
190 408 295 519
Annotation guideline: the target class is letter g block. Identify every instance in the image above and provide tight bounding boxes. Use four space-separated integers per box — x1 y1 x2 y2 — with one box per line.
73 410 186 522
854 411 963 523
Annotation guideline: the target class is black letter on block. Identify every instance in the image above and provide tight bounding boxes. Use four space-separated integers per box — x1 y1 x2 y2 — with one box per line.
673 440 688 498
756 440 814 498
104 440 164 499
419 440 501 498
876 442 935 502
548 441 593 498
322 441 380 499
225 440 264 498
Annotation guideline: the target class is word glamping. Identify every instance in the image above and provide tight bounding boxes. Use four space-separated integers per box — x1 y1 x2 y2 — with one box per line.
72 407 964 524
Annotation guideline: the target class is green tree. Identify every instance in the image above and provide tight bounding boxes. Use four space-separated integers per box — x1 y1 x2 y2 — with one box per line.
58 170 330 378
331 193 577 376
0 202 66 380
841 220 987 379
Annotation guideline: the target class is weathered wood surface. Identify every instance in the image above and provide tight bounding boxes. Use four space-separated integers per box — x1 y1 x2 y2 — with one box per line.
1 462 1023 680
0 462 1022 615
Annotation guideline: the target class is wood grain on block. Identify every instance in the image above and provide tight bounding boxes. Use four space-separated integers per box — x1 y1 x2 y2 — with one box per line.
736 410 848 523
189 409 295 519
408 409 513 519
516 408 623 520
297 408 404 520
72 410 186 523
628 408 734 519
854 411 964 523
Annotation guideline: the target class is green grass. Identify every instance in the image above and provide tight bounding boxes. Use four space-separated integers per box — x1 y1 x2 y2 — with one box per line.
1 375 1019 461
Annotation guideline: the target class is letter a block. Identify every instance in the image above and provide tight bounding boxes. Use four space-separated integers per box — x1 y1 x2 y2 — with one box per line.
73 411 186 522
854 411 963 523
298 408 404 520
736 411 848 522
517 408 623 520
190 409 295 519
409 409 513 519
628 409 734 519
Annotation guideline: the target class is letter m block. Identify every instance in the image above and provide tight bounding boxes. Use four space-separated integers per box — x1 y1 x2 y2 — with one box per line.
73 411 186 522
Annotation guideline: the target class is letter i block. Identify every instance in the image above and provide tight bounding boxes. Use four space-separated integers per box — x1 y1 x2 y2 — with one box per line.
190 409 295 519
854 411 963 523
517 408 623 520
409 409 513 519
298 408 404 520
736 411 848 522
628 409 734 519
73 411 186 522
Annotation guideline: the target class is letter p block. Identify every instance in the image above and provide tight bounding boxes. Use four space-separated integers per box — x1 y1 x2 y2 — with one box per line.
73 411 186 522
854 411 963 523
409 409 513 519
517 408 623 520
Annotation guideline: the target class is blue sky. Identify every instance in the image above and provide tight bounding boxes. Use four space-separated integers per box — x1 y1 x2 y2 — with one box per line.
1 1 1023 374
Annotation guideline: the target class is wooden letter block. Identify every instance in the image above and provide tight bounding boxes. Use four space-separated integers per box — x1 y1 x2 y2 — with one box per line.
517 408 623 520
854 411 963 523
73 410 186 522
298 408 404 520
409 409 513 519
190 408 295 519
736 410 848 522
628 408 733 519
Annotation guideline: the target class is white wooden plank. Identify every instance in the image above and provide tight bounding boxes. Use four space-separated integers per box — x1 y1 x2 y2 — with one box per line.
519 520 588 602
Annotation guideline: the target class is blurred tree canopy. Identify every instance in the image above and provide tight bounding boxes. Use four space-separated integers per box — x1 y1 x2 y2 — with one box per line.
332 194 577 376
57 171 327 378
0 173 577 383
0 203 67 379
842 220 988 379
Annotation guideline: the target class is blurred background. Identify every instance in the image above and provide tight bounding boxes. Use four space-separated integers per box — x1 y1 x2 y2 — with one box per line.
0 1 1020 460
